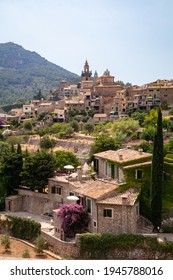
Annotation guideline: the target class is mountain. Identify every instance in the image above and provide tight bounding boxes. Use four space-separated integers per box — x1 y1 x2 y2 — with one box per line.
0 42 80 105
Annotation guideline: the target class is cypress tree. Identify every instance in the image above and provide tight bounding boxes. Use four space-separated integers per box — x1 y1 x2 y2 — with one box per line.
151 107 163 231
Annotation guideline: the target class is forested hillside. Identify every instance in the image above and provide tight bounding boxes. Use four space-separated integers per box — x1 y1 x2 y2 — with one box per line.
0 42 79 104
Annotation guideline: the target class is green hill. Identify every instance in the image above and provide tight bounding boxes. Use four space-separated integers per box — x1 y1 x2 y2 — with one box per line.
0 42 80 104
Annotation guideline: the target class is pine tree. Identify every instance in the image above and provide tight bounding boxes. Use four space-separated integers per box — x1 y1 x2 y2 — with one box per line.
151 107 163 231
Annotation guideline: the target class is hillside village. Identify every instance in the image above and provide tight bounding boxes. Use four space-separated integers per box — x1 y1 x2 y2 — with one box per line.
1 61 173 259
1 60 173 124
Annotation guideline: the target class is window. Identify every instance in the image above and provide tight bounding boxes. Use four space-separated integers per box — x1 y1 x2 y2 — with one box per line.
103 208 113 218
135 170 143 179
111 164 115 179
105 161 108 176
94 159 99 173
51 186 61 195
93 220 97 228
56 187 62 195
86 198 92 214
69 192 74 196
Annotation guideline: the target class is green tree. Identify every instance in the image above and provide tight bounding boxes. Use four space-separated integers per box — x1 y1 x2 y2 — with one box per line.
88 134 118 163
21 150 56 192
64 126 74 137
113 130 127 145
112 117 140 136
23 120 33 131
140 126 156 141
135 141 153 153
164 139 173 155
1 234 11 251
68 109 79 117
161 100 169 110
34 236 45 255
83 122 94 134
54 150 80 171
131 110 148 126
0 144 23 195
151 107 163 231
0 142 10 208
49 123 62 134
143 109 158 127
87 110 94 118
169 108 173 115
162 118 173 132
40 136 56 149
70 120 80 132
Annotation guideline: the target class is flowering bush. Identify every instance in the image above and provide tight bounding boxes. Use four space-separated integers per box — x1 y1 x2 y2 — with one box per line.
57 204 90 236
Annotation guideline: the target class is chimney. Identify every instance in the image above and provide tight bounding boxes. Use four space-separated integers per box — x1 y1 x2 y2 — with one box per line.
122 195 128 205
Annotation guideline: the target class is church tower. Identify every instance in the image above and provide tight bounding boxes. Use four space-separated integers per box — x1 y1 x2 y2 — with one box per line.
81 60 92 81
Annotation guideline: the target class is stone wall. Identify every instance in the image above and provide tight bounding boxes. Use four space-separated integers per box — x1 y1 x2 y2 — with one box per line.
97 203 138 234
41 230 80 259
5 195 23 212
41 231 173 260
17 189 52 214
26 134 94 162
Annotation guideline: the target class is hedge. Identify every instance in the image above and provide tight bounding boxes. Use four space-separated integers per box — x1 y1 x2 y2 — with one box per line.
0 215 41 241
80 233 173 259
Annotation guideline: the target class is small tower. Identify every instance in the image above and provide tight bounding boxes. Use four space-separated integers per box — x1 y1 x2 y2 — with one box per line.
94 70 98 80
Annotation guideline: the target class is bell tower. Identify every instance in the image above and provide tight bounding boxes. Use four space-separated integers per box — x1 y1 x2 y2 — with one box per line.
81 60 92 81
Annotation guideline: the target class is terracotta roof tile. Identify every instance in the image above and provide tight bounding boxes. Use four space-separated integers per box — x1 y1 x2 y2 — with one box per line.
94 148 152 163
97 188 139 205
70 179 118 199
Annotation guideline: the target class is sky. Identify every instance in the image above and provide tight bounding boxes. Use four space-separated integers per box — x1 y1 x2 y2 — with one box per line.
0 0 173 85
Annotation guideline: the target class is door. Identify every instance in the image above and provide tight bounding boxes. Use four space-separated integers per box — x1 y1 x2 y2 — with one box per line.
111 164 115 179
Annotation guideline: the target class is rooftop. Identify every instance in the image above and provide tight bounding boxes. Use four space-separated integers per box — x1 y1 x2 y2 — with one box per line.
70 179 118 200
97 188 139 205
93 113 107 118
94 148 152 164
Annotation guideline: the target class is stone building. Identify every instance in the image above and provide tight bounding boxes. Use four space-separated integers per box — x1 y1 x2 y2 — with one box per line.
5 147 152 239
51 177 140 238
52 109 66 122
93 148 152 183
91 69 123 115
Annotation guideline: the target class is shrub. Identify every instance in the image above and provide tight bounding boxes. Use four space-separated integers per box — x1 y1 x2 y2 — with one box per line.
23 120 33 130
40 135 56 149
34 235 45 255
83 122 94 134
22 249 30 258
1 234 11 251
57 204 90 237
5 215 41 241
